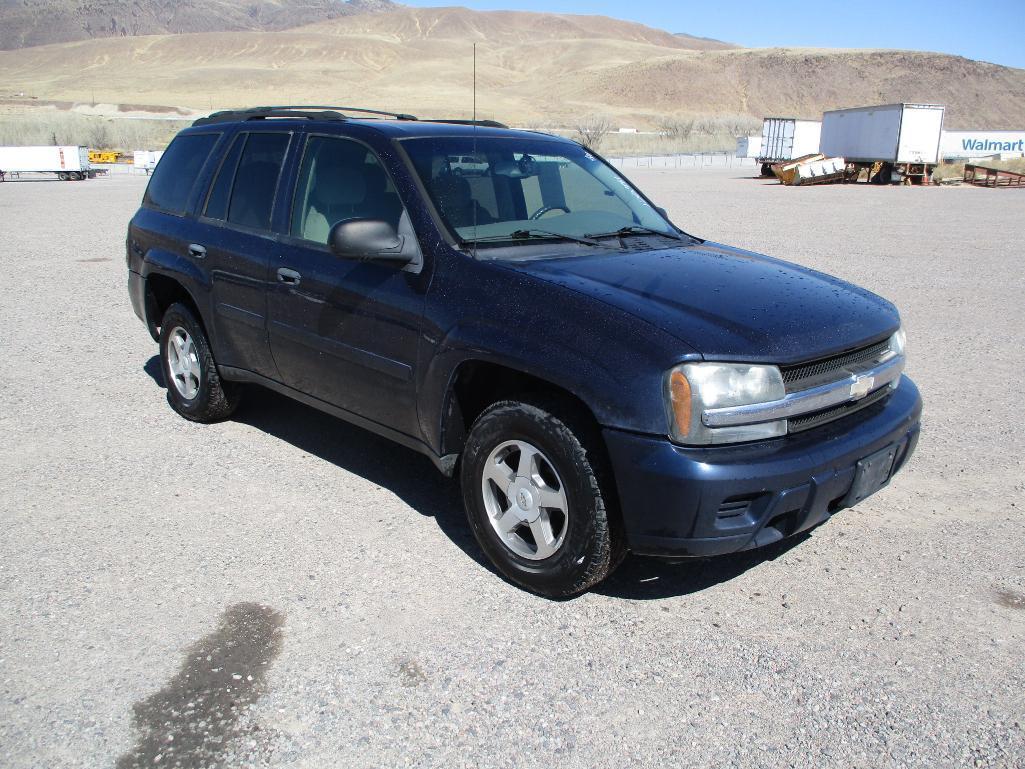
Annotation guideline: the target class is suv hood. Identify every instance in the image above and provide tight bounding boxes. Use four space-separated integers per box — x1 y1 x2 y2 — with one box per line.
505 241 900 364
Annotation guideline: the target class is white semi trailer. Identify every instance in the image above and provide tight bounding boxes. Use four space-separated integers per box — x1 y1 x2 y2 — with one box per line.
735 135 762 159
820 103 945 183
0 145 91 181
133 150 165 172
757 118 821 176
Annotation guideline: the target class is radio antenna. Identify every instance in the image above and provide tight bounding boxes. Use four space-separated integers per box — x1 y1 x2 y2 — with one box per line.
472 42 478 257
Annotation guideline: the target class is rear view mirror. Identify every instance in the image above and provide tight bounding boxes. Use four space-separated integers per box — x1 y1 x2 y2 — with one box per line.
328 219 411 264
491 155 538 178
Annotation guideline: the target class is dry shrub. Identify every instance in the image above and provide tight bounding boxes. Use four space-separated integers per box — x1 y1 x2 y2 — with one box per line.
0 112 187 149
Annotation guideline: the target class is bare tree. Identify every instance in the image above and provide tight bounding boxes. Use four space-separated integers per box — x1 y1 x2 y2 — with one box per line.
86 120 112 149
657 118 695 141
574 115 612 151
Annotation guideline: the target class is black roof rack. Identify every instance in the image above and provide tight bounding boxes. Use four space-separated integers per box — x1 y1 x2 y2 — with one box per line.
423 119 509 129
192 105 419 126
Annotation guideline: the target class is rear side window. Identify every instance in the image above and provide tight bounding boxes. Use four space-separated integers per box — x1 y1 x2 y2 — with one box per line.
144 133 219 214
226 133 290 231
203 133 245 220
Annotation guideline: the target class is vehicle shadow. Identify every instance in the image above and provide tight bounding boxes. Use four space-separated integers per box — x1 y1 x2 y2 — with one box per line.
593 533 810 601
142 356 811 599
143 355 164 387
144 355 478 556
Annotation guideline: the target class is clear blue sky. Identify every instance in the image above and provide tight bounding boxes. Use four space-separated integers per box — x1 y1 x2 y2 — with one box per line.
401 0 1025 69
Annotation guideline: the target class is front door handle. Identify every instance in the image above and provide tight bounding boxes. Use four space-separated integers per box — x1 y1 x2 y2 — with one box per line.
188 243 206 258
277 267 302 286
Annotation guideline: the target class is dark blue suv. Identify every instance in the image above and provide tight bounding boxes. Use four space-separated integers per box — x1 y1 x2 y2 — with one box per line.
126 106 921 597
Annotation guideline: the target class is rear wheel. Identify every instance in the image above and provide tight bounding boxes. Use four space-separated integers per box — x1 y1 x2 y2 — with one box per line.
158 302 239 422
460 398 621 597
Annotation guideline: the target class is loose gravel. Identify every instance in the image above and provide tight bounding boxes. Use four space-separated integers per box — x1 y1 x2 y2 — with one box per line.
0 169 1022 768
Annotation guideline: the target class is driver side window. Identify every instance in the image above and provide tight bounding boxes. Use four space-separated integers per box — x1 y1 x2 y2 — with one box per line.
291 136 404 245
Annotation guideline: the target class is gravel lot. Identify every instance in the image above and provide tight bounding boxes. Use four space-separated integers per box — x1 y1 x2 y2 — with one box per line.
1 169 1023 768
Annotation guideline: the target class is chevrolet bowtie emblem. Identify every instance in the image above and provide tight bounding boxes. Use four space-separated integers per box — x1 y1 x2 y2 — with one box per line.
850 375 875 399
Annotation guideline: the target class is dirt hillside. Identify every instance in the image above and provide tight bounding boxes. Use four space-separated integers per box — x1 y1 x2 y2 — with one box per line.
0 6 1021 130
0 0 397 50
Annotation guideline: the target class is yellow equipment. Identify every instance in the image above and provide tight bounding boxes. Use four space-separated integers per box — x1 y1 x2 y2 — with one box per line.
88 150 122 164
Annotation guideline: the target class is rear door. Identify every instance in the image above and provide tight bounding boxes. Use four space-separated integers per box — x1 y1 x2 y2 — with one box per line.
266 133 428 437
192 130 292 377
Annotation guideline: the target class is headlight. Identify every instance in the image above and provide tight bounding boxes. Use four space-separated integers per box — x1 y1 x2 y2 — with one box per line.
888 328 906 389
890 327 906 357
666 362 787 445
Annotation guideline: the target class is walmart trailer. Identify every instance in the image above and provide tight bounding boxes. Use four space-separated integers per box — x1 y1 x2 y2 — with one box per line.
820 103 944 183
757 118 821 176
939 130 1025 160
0 145 92 180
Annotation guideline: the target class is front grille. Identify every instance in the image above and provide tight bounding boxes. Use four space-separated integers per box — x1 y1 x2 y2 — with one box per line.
788 386 891 433
782 339 891 393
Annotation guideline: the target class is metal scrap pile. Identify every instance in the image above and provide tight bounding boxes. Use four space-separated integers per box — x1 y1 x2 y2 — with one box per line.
771 154 847 186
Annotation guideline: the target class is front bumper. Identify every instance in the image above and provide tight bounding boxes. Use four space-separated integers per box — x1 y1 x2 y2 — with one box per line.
603 377 922 557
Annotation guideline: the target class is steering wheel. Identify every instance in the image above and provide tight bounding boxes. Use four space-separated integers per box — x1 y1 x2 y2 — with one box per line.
530 205 570 220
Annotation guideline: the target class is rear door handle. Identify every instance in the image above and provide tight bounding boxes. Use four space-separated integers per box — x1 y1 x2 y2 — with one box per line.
277 267 302 286
188 243 206 258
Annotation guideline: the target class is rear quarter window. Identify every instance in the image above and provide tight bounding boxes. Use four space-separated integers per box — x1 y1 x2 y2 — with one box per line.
143 133 220 215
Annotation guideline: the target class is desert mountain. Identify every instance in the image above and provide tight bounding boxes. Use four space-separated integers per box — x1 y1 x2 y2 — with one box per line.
0 5 1022 131
0 0 397 50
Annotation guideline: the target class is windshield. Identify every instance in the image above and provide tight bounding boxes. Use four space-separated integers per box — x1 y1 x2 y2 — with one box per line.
402 136 677 246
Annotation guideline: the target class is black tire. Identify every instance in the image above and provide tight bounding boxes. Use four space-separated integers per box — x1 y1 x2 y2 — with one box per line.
760 162 773 177
158 302 239 422
460 397 622 597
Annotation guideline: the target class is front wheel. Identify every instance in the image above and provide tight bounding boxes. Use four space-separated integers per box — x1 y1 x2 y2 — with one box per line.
460 398 621 597
158 302 239 422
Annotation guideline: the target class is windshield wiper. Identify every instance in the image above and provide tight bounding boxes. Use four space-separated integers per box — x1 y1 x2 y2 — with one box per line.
466 228 614 248
585 225 683 240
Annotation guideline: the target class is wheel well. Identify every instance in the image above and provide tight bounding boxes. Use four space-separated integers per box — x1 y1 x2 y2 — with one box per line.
444 361 626 554
145 273 202 339
443 361 599 456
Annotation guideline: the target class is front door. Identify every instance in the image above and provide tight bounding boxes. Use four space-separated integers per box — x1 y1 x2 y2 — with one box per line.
267 134 428 438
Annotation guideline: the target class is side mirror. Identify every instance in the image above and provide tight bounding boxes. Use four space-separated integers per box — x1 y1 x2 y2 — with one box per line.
656 206 669 219
328 219 411 264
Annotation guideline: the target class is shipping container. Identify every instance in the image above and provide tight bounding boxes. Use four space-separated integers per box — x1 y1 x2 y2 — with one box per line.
758 118 821 173
735 135 762 159
939 130 1025 160
0 145 91 180
821 104 944 164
